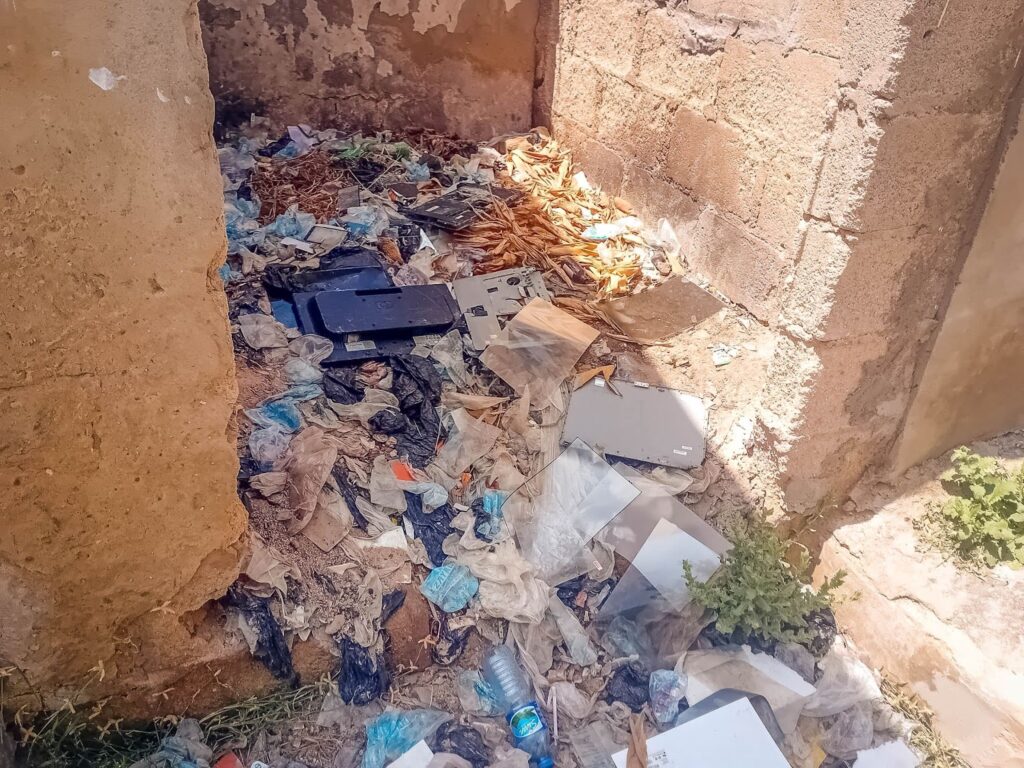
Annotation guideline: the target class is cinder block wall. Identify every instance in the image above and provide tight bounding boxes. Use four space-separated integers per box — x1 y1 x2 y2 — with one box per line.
542 0 1024 509
0 0 245 703
199 0 540 138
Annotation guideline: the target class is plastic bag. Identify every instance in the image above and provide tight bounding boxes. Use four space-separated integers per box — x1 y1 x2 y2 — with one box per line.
430 330 472 388
277 427 338 529
480 299 599 409
802 640 881 717
430 723 489 768
456 670 501 716
362 709 452 768
821 700 875 758
420 563 479 613
405 493 458 567
246 400 302 433
127 718 213 768
649 669 687 725
290 334 335 365
238 313 289 349
547 681 595 721
285 357 323 386
604 662 650 713
249 426 293 471
265 204 316 238
431 409 501 480
371 454 408 512
342 206 390 238
445 539 549 624
339 637 391 706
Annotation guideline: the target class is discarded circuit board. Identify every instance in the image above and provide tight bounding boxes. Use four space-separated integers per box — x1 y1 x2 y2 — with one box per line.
404 184 522 230
452 267 552 350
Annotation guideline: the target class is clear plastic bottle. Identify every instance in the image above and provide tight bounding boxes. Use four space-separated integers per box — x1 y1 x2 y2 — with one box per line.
482 646 555 768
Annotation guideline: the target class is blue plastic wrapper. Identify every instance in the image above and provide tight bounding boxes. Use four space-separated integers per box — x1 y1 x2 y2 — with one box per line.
245 400 302 433
420 563 479 613
362 709 451 768
404 161 431 182
649 668 688 725
265 204 316 239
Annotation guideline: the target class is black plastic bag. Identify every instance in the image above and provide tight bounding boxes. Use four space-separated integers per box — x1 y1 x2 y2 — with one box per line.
604 661 649 712
223 586 297 686
430 723 489 768
381 589 406 624
337 636 391 705
404 492 457 566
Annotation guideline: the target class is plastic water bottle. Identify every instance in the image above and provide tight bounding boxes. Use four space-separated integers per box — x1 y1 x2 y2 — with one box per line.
482 646 555 768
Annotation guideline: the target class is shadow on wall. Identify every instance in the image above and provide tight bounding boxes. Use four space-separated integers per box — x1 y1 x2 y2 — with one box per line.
198 0 542 138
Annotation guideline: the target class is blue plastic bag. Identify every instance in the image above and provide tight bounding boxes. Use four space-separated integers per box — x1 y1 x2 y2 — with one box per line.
265 204 316 239
362 709 451 768
420 563 479 613
245 400 302 433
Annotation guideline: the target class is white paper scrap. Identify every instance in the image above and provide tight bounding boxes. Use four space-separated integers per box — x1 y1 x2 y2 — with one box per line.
385 740 434 768
854 740 919 767
611 698 789 767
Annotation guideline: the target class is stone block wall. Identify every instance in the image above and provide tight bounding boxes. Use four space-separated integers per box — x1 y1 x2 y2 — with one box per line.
200 0 540 138
542 0 1024 509
0 0 245 700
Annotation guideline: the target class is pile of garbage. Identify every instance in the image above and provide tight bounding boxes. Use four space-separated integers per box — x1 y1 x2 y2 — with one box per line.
211 121 924 768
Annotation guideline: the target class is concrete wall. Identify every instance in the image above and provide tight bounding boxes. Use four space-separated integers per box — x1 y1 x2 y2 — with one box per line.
0 0 245 700
543 0 1024 509
200 0 540 138
896 103 1024 471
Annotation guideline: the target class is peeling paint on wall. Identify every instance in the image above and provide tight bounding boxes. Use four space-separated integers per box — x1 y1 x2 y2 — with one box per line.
201 0 539 137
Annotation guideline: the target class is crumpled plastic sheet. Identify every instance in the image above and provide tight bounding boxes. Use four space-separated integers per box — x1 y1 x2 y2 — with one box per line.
489 747 531 768
547 680 596 721
802 639 881 717
456 670 501 716
430 723 490 768
338 636 391 706
426 755 471 768
224 586 297 685
285 357 324 385
265 203 316 238
444 538 550 623
246 399 302 433
480 298 599 409
276 427 338 531
389 355 444 468
290 333 335 365
472 491 506 542
431 409 502 483
362 709 452 768
604 661 650 713
568 721 625 768
238 312 290 349
649 669 687 725
773 643 818 685
821 700 875 758
502 439 640 583
511 615 560 678
547 594 598 667
332 389 402 427
430 330 473 389
371 454 408 511
127 718 212 768
249 426 293 471
420 562 479 612
397 479 449 513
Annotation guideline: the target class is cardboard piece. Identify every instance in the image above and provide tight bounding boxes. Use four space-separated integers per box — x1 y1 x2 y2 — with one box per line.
597 276 725 343
610 698 790 768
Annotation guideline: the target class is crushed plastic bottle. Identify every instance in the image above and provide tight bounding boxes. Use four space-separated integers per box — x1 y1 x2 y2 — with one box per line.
420 563 479 613
482 646 555 768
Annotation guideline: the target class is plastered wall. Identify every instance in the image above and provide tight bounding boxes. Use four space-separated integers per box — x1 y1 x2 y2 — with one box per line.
896 103 1024 471
200 0 540 138
543 0 1024 508
0 0 245 700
